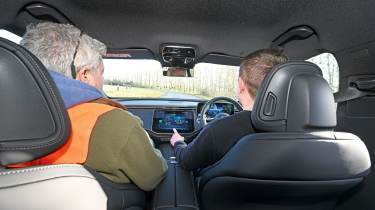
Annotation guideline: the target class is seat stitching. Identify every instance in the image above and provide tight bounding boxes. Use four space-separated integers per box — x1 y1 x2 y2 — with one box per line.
0 165 84 176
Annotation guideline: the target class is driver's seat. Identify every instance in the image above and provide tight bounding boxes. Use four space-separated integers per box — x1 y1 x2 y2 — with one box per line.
196 61 371 210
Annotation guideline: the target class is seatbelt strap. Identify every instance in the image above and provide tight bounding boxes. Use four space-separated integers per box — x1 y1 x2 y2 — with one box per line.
334 78 375 103
334 87 368 103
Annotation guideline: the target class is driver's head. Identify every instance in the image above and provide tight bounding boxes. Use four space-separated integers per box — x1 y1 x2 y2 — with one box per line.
238 49 288 110
20 22 107 91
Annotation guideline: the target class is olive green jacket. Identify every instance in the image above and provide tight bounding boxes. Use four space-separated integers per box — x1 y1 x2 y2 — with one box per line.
84 108 168 191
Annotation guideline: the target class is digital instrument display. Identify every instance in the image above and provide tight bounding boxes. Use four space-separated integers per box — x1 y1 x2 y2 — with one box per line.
197 103 235 118
152 110 194 133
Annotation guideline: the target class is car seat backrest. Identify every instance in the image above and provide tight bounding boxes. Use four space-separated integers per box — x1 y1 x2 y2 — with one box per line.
0 37 70 166
198 61 371 210
251 61 336 132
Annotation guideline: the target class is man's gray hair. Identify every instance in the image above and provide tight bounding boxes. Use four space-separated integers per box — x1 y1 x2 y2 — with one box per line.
20 22 106 78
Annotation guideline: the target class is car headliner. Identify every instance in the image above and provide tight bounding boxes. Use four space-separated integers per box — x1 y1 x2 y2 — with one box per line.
1 0 375 62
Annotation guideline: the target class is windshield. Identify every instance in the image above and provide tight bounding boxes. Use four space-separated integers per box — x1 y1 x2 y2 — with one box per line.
103 59 239 100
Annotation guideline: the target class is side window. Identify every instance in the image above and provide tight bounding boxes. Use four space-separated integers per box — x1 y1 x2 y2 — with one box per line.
0 29 21 44
306 53 339 92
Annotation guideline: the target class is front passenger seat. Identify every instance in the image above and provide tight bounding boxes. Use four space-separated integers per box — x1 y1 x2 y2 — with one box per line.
197 61 371 210
0 37 144 210
0 37 108 209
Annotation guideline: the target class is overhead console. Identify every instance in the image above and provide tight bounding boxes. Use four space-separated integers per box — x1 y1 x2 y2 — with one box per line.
161 44 197 68
152 110 195 133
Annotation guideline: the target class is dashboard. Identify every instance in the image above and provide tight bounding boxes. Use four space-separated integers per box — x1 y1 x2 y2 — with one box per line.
119 99 239 140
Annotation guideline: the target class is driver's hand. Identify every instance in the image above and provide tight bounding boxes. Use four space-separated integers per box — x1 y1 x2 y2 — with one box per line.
170 128 185 147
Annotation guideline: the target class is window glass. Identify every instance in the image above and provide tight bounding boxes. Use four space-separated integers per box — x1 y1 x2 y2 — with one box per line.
103 59 239 99
306 53 339 92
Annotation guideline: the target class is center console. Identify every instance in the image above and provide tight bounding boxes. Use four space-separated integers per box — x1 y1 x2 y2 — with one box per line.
153 144 200 210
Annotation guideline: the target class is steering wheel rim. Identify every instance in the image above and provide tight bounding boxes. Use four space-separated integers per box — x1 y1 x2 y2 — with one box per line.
199 96 243 126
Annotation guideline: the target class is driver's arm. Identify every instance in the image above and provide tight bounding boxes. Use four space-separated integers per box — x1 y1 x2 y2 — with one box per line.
173 126 217 170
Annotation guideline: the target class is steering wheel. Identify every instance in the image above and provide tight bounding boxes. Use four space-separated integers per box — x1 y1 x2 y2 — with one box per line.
199 96 243 126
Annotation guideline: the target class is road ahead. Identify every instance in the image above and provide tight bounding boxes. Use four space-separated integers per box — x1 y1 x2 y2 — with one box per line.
161 91 201 100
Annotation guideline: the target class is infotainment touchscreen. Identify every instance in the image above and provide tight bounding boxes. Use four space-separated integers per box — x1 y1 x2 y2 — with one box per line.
152 110 194 133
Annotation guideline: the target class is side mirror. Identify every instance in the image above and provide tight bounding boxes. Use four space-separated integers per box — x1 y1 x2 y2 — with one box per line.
163 67 194 77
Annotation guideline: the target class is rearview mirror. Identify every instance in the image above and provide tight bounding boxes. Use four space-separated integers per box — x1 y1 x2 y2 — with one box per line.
163 67 194 77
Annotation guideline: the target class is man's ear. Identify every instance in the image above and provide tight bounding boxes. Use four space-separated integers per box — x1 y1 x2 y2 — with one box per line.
238 77 246 93
75 67 90 83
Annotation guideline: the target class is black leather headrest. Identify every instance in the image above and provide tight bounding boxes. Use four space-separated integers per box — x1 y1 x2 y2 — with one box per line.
0 38 70 165
251 61 336 132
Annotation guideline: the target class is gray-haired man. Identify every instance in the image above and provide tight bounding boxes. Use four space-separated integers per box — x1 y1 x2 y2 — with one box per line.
17 22 167 191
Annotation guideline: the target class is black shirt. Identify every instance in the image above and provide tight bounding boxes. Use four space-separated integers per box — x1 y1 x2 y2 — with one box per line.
174 111 254 170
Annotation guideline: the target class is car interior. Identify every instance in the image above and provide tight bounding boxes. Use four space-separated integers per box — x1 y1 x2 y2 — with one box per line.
0 1 375 210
